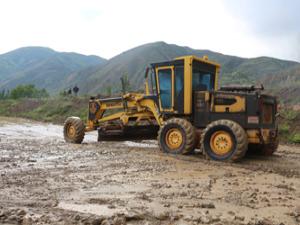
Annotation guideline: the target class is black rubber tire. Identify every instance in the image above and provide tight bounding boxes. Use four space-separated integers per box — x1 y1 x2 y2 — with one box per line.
64 117 85 144
158 118 195 155
201 120 248 162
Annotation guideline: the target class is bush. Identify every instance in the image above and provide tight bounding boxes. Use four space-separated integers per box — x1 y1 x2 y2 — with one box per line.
10 84 49 99
289 133 300 144
282 109 298 120
278 123 290 134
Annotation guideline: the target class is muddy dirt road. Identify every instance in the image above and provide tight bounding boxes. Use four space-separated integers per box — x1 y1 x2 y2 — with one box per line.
0 117 300 225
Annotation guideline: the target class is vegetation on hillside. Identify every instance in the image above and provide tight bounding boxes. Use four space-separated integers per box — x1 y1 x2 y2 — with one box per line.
0 97 88 123
0 84 49 100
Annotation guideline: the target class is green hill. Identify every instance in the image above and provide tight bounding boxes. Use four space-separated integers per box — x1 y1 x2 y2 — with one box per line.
67 42 299 99
0 47 107 93
1 42 299 104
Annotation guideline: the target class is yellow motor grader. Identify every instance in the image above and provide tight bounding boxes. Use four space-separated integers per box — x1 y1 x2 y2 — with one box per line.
64 55 279 162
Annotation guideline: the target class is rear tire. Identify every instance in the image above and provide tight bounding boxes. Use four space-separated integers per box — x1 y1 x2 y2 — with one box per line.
64 117 85 144
158 118 195 155
201 120 248 162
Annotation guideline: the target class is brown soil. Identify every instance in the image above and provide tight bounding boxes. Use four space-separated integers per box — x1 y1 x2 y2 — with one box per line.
0 117 299 225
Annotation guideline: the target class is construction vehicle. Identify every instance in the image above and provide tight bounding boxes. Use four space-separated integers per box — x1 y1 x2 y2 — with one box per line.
63 55 279 162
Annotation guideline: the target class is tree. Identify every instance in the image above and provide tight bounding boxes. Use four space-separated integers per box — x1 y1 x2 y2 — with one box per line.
120 71 131 93
0 89 8 99
105 85 112 96
10 84 49 99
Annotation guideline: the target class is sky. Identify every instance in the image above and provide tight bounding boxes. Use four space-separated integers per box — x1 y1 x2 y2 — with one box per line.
0 0 299 61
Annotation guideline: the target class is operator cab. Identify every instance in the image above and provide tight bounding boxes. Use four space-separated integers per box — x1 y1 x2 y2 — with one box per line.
148 55 220 114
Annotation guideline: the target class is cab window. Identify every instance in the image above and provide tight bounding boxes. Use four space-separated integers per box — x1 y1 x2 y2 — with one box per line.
192 72 213 91
148 69 157 94
158 69 172 109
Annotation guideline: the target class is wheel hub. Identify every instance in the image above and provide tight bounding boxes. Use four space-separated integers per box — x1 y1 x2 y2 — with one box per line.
67 125 76 138
210 131 233 155
165 128 183 150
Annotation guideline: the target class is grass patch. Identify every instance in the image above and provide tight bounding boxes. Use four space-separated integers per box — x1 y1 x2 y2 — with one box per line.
289 133 300 144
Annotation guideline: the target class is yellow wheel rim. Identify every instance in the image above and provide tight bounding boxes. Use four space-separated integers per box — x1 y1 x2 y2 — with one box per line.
210 131 233 155
165 128 183 150
67 125 76 138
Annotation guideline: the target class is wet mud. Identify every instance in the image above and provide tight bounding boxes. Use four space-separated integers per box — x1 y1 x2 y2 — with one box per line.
0 117 299 225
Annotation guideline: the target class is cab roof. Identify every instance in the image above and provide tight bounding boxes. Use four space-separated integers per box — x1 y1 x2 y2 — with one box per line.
150 55 221 68
175 55 221 68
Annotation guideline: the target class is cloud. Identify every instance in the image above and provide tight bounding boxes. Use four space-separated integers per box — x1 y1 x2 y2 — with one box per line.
0 0 299 61
223 0 300 61
224 0 300 37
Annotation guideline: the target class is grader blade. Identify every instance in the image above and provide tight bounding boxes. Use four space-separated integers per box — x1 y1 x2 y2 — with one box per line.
98 125 159 141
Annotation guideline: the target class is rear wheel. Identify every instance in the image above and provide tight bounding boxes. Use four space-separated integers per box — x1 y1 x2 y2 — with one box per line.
158 118 195 155
201 120 248 162
64 117 85 143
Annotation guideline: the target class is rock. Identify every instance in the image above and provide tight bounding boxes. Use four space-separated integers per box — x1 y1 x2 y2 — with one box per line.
187 182 199 188
7 215 18 222
22 216 33 225
101 219 110 225
92 217 105 225
228 211 235 215
108 205 116 209
201 215 211 224
74 215 81 221
125 211 144 221
235 215 245 221
113 216 126 225
155 212 169 220
17 209 26 216
255 218 274 225
200 202 215 209
180 192 188 197
163 203 170 207
276 184 296 191
27 159 37 162
183 215 193 222
170 214 181 221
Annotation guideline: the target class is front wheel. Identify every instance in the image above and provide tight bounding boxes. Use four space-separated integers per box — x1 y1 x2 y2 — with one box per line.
158 118 195 155
201 120 248 162
64 117 85 144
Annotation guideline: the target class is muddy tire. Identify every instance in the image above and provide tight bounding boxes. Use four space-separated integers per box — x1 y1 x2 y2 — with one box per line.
64 117 85 144
158 118 195 155
201 120 248 162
